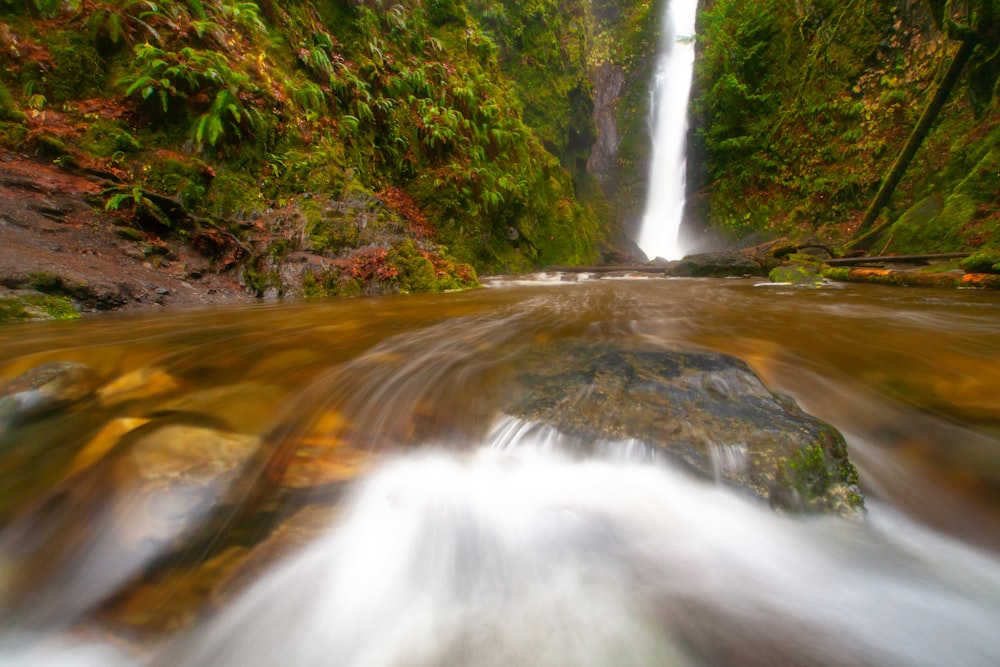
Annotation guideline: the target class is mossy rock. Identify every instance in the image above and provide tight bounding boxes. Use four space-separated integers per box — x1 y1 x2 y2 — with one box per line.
141 153 213 210
504 341 864 517
0 79 27 123
665 251 764 278
80 120 141 159
887 193 975 254
961 251 1000 275
768 262 825 286
42 31 105 103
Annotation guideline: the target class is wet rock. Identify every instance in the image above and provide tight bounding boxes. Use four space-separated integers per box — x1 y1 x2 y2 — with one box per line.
267 410 373 489
768 263 826 286
504 342 863 516
0 362 99 432
65 417 151 478
665 251 764 278
102 504 336 635
0 417 262 625
162 382 289 434
97 366 183 406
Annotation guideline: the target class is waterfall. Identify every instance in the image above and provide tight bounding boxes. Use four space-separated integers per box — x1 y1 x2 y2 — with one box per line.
637 0 698 261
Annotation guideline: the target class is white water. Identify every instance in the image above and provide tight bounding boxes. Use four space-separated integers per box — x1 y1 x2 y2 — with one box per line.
161 420 1000 666
9 417 993 667
637 0 698 261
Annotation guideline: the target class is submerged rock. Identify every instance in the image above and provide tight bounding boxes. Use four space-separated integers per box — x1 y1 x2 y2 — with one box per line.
505 342 863 516
0 361 99 433
0 415 262 626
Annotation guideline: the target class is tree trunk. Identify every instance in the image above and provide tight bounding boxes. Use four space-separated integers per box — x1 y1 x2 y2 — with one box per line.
852 37 978 246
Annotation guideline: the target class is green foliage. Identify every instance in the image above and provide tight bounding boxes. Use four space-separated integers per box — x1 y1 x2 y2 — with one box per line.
0 294 80 324
0 78 26 123
43 32 106 102
80 120 141 158
692 0 1000 251
0 0 614 279
961 251 1000 274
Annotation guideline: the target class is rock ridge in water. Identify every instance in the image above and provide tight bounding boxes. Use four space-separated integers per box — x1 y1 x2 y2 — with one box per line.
504 342 863 516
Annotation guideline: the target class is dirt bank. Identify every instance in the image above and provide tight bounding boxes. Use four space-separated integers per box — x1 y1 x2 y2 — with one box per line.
0 149 254 320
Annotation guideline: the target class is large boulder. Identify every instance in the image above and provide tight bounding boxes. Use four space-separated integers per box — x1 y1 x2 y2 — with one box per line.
504 342 863 516
664 251 765 277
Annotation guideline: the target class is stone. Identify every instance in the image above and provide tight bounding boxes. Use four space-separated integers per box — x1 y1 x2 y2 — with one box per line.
504 342 863 516
665 251 764 278
0 361 99 432
97 367 182 406
0 417 262 624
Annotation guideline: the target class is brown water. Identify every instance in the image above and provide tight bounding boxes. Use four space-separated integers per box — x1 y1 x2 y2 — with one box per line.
1 275 999 665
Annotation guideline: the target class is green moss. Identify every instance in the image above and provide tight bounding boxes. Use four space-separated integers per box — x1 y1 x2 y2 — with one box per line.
113 225 146 242
0 294 80 323
34 133 70 157
0 78 27 123
887 193 975 254
821 267 852 282
45 31 105 103
775 439 861 514
387 240 480 293
80 120 141 159
208 171 264 219
0 121 28 149
769 263 824 285
21 294 80 320
0 298 28 324
139 153 212 209
961 251 1000 274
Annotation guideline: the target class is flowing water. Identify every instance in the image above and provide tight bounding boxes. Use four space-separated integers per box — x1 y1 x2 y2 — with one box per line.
1 276 1000 665
637 0 698 261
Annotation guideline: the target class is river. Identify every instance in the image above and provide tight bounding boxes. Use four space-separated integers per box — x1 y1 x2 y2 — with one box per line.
1 275 999 665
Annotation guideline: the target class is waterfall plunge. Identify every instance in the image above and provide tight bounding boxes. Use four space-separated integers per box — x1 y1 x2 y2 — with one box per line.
637 0 698 261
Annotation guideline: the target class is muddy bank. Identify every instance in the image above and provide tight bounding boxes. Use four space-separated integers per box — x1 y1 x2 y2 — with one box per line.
0 151 254 320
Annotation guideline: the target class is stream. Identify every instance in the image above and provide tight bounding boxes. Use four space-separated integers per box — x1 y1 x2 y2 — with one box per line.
0 275 999 665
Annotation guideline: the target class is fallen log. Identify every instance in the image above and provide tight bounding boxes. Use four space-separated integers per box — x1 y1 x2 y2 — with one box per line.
825 252 969 266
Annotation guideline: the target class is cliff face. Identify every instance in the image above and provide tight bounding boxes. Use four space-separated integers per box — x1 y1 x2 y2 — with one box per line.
0 0 631 298
689 0 1000 253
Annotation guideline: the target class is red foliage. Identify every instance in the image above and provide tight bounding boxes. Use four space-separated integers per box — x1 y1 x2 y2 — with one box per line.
349 247 397 281
378 186 435 239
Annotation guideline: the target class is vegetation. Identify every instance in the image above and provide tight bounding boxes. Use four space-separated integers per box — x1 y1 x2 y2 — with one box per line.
692 0 999 255
0 0 611 298
0 0 995 299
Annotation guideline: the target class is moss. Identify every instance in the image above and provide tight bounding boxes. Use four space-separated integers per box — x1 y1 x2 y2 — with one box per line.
208 170 264 220
775 440 861 514
20 295 80 320
961 251 1000 274
387 240 480 293
26 272 90 300
0 294 80 323
45 31 105 103
821 267 852 282
139 153 213 210
34 133 70 157
886 194 976 254
0 121 28 149
0 298 28 324
80 120 141 159
114 225 146 242
769 263 824 285
0 78 27 123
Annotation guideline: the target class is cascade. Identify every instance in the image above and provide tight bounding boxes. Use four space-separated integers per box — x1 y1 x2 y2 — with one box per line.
636 0 698 261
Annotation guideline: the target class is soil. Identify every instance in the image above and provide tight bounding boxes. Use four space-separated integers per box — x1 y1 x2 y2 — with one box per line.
0 149 254 316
